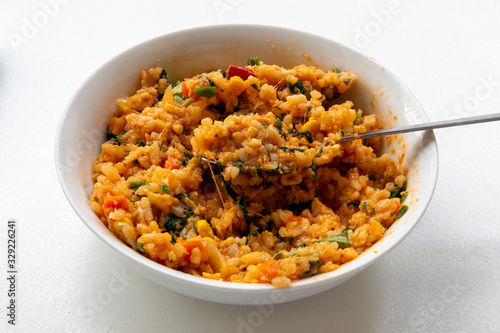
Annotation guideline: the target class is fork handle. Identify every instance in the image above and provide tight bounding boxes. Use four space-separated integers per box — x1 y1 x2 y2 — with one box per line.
340 113 500 142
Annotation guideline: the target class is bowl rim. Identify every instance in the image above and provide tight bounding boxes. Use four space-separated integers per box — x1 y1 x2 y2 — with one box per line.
54 23 439 294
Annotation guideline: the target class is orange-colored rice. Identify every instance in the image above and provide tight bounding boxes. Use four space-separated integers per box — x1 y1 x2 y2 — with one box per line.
90 60 407 288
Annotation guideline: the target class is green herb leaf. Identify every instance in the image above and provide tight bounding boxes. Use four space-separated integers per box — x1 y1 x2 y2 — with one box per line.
390 182 407 199
136 242 145 253
347 201 360 208
274 115 283 135
251 83 260 91
160 184 171 194
176 193 186 199
344 78 351 85
247 57 261 66
309 164 318 179
294 79 305 94
237 198 250 223
313 230 350 248
288 129 313 143
164 213 187 235
159 69 168 81
395 205 408 220
261 122 268 128
293 242 306 249
219 70 227 78
273 252 283 260
279 147 307 152
360 201 368 211
116 132 125 140
110 131 126 145
265 219 275 231
130 181 146 189
389 187 401 198
276 235 294 243
233 160 244 172
201 75 215 86
137 140 147 147
246 227 259 244
287 253 300 258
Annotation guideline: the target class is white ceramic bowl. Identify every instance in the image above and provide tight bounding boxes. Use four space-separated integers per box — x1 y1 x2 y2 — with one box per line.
55 25 438 305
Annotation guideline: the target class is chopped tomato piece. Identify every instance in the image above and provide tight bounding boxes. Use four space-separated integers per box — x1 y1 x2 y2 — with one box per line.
258 261 281 279
226 65 256 80
103 195 130 217
180 238 205 260
164 156 181 170
181 81 191 97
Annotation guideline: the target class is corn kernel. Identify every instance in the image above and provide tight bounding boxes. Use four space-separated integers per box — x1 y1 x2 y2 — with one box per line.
301 120 321 134
196 220 215 238
227 76 246 94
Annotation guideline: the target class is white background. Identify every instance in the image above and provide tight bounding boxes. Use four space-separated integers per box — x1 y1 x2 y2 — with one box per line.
1 0 500 332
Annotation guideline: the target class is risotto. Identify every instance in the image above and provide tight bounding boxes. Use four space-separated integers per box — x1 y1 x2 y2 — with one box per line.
90 58 408 288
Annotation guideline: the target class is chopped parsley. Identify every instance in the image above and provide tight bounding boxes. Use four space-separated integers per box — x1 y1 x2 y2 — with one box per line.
313 230 350 248
293 242 306 249
310 164 318 179
390 182 407 199
288 129 313 143
276 235 294 243
247 57 261 66
285 80 305 94
274 115 283 135
264 219 275 232
279 147 307 153
233 160 244 172
130 181 146 189
182 150 194 166
395 205 408 220
164 213 188 235
347 201 360 208
136 242 145 253
160 184 171 194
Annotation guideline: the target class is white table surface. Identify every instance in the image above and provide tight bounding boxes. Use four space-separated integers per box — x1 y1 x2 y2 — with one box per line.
1 0 500 332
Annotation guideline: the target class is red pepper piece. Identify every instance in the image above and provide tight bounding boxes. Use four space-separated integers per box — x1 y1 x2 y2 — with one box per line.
226 65 256 80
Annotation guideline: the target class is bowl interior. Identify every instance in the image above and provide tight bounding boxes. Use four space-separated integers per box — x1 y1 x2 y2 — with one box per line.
55 25 438 304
